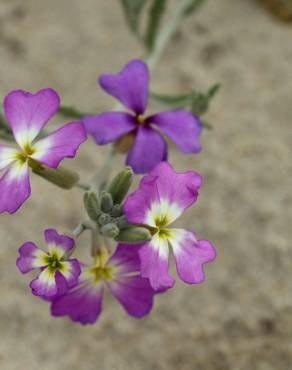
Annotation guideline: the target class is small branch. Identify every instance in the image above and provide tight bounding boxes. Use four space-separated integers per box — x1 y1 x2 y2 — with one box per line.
75 180 91 191
72 221 93 238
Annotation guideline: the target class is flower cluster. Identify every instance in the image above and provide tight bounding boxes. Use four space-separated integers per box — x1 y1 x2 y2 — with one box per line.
0 59 216 325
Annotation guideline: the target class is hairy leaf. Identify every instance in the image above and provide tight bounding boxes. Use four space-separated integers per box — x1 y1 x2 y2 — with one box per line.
150 91 191 108
190 83 221 115
120 0 148 34
58 105 87 120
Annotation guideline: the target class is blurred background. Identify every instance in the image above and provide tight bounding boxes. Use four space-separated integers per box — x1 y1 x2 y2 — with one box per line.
0 0 291 369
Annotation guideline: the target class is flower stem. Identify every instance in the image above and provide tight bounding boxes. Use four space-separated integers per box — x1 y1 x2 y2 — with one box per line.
75 180 91 191
72 221 93 238
146 0 199 70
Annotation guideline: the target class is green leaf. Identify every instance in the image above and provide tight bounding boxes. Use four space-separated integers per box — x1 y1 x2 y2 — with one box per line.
144 0 167 51
58 105 87 120
0 113 14 141
184 0 207 16
207 83 221 99
190 83 221 116
150 91 191 108
120 0 148 34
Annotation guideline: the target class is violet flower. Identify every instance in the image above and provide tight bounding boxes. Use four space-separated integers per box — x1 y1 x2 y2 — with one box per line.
124 161 216 290
17 229 81 299
0 88 87 214
51 244 158 325
84 59 202 174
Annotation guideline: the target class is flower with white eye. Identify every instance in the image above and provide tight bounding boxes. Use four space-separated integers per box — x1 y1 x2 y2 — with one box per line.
0 88 86 214
124 161 216 290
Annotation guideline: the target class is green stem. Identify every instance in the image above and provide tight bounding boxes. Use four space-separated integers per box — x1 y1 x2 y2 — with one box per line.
146 0 199 70
75 180 91 191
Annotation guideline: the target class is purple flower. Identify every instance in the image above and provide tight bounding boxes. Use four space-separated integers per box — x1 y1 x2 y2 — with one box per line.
51 244 158 325
17 229 81 299
124 161 216 291
84 60 202 174
0 88 87 214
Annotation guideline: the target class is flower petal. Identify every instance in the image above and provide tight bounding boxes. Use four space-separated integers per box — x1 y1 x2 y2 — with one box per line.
124 162 202 225
147 161 202 224
148 110 202 153
16 242 48 273
108 275 155 318
99 59 149 114
108 243 142 275
51 282 104 325
0 145 19 171
30 267 58 297
126 126 167 174
44 229 75 258
170 229 216 284
61 259 81 288
4 88 60 148
31 121 87 168
139 236 175 291
0 161 31 214
83 112 136 145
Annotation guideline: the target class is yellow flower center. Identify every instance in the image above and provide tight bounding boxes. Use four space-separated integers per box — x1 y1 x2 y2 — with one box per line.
90 266 114 283
89 248 115 284
154 215 172 240
15 144 36 165
43 252 64 273
136 114 145 124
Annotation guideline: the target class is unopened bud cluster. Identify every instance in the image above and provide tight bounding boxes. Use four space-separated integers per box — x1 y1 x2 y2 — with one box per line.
84 168 151 244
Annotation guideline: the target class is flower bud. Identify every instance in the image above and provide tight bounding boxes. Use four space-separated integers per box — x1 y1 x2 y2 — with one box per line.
107 167 134 204
100 223 120 238
99 191 113 213
98 213 112 226
83 192 101 222
115 226 152 244
32 161 79 189
110 204 123 217
115 215 128 229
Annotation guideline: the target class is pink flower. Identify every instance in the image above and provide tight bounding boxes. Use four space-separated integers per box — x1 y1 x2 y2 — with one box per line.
17 229 81 299
0 88 86 213
51 244 158 325
124 161 216 290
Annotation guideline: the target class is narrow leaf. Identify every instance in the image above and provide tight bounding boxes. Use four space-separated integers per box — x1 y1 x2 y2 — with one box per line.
207 83 221 99
144 0 167 51
191 83 220 116
0 113 14 141
150 91 191 108
120 0 148 34
58 105 87 120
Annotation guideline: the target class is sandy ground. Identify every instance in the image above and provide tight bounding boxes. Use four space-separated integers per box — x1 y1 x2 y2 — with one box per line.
0 0 291 369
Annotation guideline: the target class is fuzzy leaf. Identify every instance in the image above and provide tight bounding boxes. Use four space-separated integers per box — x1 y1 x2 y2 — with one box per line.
58 105 87 120
190 83 221 116
120 0 148 34
150 91 191 108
